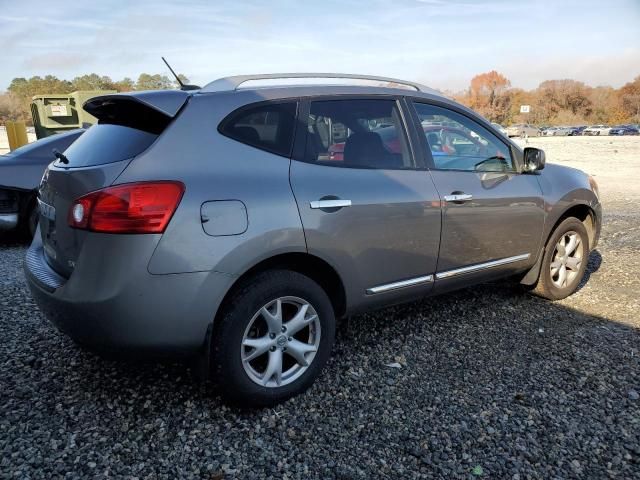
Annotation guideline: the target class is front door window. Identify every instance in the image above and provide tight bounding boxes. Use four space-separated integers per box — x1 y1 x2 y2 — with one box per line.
414 103 515 172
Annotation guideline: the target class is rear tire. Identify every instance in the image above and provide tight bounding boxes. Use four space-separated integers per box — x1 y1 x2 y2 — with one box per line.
211 269 335 407
531 217 589 300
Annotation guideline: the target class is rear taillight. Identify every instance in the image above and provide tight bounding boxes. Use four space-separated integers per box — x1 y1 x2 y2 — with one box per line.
68 181 185 234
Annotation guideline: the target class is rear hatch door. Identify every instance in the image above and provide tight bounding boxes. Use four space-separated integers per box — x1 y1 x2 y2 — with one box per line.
38 90 189 277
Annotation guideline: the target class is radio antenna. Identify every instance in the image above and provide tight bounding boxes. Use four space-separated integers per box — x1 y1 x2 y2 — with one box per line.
162 57 200 91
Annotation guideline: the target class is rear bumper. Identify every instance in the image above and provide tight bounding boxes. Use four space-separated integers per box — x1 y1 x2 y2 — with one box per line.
0 213 19 231
24 233 235 356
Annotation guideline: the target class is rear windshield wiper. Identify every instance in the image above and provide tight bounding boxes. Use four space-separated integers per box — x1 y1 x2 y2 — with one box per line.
52 148 69 164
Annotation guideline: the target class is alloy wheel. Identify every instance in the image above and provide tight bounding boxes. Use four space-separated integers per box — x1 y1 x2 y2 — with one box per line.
550 230 583 289
241 296 321 388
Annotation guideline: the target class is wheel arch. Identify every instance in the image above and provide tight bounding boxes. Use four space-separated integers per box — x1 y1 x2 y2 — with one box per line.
521 202 597 286
215 252 348 324
549 203 597 250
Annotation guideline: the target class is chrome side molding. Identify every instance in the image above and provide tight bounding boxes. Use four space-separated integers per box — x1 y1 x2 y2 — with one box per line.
365 253 531 295
366 275 433 295
436 253 531 280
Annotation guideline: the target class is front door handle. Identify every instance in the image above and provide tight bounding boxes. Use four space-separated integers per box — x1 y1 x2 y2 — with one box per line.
310 199 352 209
443 193 473 203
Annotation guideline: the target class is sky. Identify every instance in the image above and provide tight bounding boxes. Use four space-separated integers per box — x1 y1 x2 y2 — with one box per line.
1 0 639 92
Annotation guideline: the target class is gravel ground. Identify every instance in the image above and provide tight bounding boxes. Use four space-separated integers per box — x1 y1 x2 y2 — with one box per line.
1 137 639 479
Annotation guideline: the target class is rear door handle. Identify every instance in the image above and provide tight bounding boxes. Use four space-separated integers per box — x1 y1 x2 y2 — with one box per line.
443 193 473 203
310 199 352 209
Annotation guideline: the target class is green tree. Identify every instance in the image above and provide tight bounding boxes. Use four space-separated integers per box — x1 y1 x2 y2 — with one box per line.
113 77 135 92
135 73 174 90
176 73 190 87
71 73 116 91
7 75 72 122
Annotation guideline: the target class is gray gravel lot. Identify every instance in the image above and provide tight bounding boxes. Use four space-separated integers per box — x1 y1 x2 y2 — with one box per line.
1 137 639 479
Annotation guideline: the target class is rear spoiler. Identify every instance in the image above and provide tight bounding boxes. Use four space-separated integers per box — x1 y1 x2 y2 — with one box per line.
83 90 190 134
84 90 190 119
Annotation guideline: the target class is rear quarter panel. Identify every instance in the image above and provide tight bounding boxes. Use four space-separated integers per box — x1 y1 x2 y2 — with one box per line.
114 92 307 276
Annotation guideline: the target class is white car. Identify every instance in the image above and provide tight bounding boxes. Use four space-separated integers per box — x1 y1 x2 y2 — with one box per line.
553 126 575 136
506 123 541 137
583 125 611 136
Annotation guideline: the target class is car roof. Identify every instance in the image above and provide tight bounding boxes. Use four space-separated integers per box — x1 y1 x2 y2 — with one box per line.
200 72 441 95
193 72 454 104
84 73 512 148
84 73 485 120
196 83 445 101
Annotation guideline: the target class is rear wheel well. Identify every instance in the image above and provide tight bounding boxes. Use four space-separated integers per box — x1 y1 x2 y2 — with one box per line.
216 253 347 322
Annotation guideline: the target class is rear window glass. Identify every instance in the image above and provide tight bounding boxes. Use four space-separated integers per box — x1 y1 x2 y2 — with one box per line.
219 102 297 157
304 99 414 169
60 124 158 167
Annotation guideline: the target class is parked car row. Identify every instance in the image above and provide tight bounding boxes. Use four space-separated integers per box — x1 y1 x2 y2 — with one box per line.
506 123 639 137
506 124 541 137
541 126 585 136
609 124 640 135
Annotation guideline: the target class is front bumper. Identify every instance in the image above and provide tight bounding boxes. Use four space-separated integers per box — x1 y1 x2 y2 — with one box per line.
0 188 20 231
592 201 603 250
24 233 235 355
0 213 19 231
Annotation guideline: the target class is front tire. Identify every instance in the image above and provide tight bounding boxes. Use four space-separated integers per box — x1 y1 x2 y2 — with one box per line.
19 198 38 240
211 269 336 407
532 217 589 300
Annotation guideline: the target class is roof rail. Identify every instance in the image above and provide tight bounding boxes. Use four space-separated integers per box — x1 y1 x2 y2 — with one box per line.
200 73 440 95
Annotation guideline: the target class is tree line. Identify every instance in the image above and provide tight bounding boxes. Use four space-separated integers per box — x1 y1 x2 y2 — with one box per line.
450 70 640 126
1 70 639 126
0 72 189 124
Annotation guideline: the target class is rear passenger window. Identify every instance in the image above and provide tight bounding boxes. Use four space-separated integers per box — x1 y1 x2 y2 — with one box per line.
304 99 414 169
219 102 297 157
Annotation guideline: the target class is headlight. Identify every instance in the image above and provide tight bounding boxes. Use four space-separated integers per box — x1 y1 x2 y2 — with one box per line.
588 175 600 200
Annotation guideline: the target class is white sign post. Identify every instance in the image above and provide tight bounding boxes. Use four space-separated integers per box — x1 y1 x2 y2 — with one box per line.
519 105 532 143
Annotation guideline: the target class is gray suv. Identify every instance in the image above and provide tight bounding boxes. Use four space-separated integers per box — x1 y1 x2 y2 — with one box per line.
25 74 602 406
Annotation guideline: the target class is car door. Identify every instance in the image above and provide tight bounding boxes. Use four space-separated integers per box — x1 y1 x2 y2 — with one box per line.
289 97 442 311
410 100 545 292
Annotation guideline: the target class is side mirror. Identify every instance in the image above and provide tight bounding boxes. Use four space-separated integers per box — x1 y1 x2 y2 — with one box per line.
523 147 545 172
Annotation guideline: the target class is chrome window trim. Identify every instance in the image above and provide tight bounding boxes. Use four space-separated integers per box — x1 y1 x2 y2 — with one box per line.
366 275 434 295
435 253 531 280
